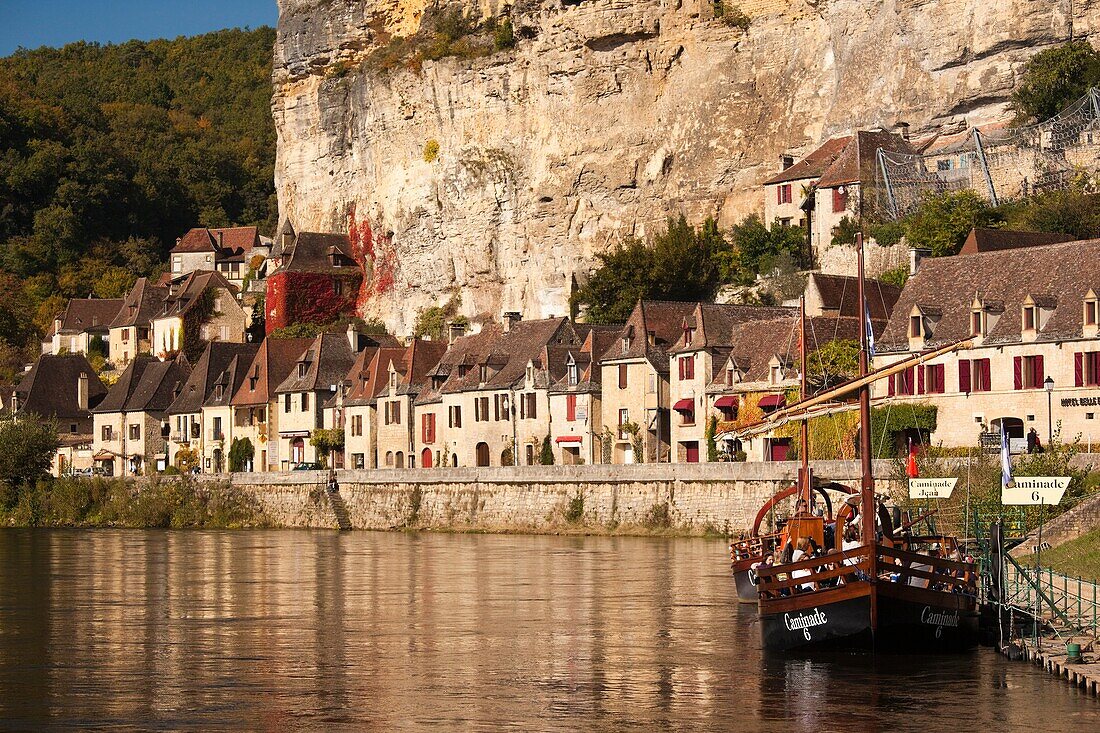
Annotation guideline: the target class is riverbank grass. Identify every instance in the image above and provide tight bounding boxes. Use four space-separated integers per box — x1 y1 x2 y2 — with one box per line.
1028 528 1100 583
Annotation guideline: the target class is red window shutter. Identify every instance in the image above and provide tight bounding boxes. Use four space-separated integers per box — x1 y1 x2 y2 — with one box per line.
618 364 627 389
935 365 945 393
677 358 683 381
1034 355 1044 388
1013 356 1023 390
567 395 576 422
959 360 971 393
980 359 991 391
1076 353 1084 387
888 373 896 396
777 186 782 204
917 366 925 394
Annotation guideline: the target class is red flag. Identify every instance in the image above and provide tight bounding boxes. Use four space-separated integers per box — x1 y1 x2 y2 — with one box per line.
906 439 919 478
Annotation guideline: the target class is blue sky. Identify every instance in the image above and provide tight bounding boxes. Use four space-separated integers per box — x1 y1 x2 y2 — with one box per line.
0 1 278 56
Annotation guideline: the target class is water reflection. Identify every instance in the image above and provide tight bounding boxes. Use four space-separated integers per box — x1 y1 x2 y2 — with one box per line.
0 530 1095 730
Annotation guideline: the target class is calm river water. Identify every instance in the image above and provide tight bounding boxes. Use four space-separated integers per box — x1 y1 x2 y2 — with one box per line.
0 529 1096 731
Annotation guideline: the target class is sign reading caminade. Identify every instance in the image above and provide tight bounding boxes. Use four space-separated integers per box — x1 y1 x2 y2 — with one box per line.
1001 477 1071 506
908 478 957 499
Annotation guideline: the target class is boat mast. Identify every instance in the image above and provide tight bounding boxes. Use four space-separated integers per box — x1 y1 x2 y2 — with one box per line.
799 295 812 510
856 232 878 631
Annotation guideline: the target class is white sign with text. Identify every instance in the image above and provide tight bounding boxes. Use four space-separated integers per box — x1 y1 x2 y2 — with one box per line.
909 477 957 499
1001 476 1070 506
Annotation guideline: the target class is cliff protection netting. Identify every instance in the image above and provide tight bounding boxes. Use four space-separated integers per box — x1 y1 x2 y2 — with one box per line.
873 88 1100 220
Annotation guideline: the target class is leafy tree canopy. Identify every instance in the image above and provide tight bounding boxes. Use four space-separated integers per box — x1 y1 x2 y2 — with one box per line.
0 419 60 506
1012 40 1100 123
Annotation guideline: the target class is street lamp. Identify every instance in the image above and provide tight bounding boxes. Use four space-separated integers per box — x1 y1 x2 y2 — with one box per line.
1044 375 1055 447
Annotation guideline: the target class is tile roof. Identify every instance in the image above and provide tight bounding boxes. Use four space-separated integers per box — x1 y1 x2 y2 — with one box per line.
204 346 261 408
230 337 314 406
342 345 392 407
93 355 191 414
273 332 357 395
959 227 1076 256
278 232 359 274
443 318 577 394
762 136 853 186
167 342 259 415
171 226 259 256
14 354 107 420
56 298 124 334
878 238 1100 351
807 273 901 321
816 130 918 189
110 278 169 329
156 270 238 320
670 303 798 353
599 300 700 371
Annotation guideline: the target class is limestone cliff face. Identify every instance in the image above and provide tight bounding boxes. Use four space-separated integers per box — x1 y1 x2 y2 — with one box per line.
273 0 1098 334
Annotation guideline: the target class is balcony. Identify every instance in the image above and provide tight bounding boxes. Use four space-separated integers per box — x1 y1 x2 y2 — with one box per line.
171 433 189 444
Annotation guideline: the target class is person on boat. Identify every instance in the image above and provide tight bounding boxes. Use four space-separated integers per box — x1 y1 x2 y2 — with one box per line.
907 544 935 588
790 538 816 593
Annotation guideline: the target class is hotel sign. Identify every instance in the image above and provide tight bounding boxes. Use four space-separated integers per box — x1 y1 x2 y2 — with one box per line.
1061 396 1100 407
1002 476 1070 506
909 478 957 499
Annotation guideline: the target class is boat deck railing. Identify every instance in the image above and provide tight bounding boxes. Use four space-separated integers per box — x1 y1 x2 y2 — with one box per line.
756 544 978 600
730 532 783 565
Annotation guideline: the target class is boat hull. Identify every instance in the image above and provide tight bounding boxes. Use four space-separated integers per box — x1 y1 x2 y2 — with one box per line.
734 568 759 604
760 582 978 652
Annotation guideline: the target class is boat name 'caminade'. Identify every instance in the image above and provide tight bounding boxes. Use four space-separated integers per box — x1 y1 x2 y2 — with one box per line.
921 606 959 637
784 608 827 640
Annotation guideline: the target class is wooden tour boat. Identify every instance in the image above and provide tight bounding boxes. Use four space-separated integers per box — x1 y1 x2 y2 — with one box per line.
745 234 980 652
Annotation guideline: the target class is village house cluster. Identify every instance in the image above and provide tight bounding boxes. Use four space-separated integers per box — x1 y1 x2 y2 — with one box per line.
9 128 1100 476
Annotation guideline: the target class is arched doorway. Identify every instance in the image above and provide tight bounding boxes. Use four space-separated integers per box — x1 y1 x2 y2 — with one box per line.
290 438 305 465
421 448 433 468
451 453 458 467
395 451 404 469
475 442 490 467
993 417 1025 440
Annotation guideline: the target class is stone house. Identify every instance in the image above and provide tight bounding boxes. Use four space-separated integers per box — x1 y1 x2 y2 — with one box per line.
12 354 107 476
265 222 363 335
413 324 500 469
873 237 1100 453
165 342 259 472
108 278 169 368
810 130 917 271
803 272 901 320
373 339 448 470
200 345 260 472
546 325 620 465
271 332 356 468
339 343 402 470
91 355 190 476
151 271 248 361
667 303 798 462
229 337 313 472
46 298 124 358
169 226 263 286
762 136 851 230
598 301 698 464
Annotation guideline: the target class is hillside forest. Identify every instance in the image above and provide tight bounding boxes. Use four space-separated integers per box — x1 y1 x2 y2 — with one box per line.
0 27 277 381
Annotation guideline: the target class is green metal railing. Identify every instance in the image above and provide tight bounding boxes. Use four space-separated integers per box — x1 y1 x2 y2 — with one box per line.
1001 563 1100 634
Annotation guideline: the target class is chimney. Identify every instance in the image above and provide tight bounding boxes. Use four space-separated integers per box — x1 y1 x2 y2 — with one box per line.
894 121 911 141
448 320 467 345
175 237 182 246
503 311 522 332
216 231 224 247
909 247 931 278
77 372 89 411
780 154 795 171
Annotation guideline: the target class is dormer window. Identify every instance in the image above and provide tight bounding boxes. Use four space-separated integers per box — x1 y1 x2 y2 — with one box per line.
621 336 631 354
909 315 923 338
1023 305 1037 332
684 328 695 346
1085 291 1098 328
726 368 735 386
770 365 781 384
479 365 489 383
213 385 223 401
298 362 308 378
970 310 983 337
389 372 397 389
567 362 578 385
526 364 535 383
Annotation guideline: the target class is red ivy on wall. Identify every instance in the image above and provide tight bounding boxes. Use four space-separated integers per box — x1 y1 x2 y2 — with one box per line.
346 203 396 308
265 271 359 334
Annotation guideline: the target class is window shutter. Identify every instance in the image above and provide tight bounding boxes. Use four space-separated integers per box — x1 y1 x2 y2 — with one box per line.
619 364 627 389
888 374 896 396
567 395 576 422
980 359 991 391
917 366 925 394
1076 352 1084 387
959 360 971 393
935 364 945 393
1034 355 1044 388
777 186 782 204
1013 356 1022 390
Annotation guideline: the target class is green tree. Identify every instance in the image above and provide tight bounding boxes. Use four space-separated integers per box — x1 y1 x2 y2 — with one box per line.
705 415 719 462
310 428 345 469
228 437 254 473
539 434 555 465
807 339 860 392
727 215 807 283
905 190 999 257
0 419 60 506
1000 187 1100 240
571 215 733 324
1012 40 1100 123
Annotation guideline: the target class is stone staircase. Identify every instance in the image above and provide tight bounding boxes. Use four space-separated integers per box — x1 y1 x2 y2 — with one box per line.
326 487 353 531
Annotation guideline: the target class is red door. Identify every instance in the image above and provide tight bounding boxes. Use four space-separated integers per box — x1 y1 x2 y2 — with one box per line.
421 448 433 468
684 442 699 463
769 439 791 462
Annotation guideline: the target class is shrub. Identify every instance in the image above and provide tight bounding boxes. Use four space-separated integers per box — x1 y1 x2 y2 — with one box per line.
423 139 440 163
644 502 672 529
228 437 254 473
494 18 516 51
0 419 59 506
714 1 750 30
1012 40 1100 123
878 264 909 288
565 492 584 524
539 435 555 465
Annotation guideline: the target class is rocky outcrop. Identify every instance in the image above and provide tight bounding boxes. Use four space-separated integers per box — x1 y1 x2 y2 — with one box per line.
273 0 1098 334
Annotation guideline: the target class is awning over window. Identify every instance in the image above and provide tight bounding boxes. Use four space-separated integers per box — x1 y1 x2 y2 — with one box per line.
93 450 115 461
555 435 583 444
757 394 786 409
713 395 737 409
673 399 694 412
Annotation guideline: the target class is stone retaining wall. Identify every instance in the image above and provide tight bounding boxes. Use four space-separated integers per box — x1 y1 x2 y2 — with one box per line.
228 461 900 534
